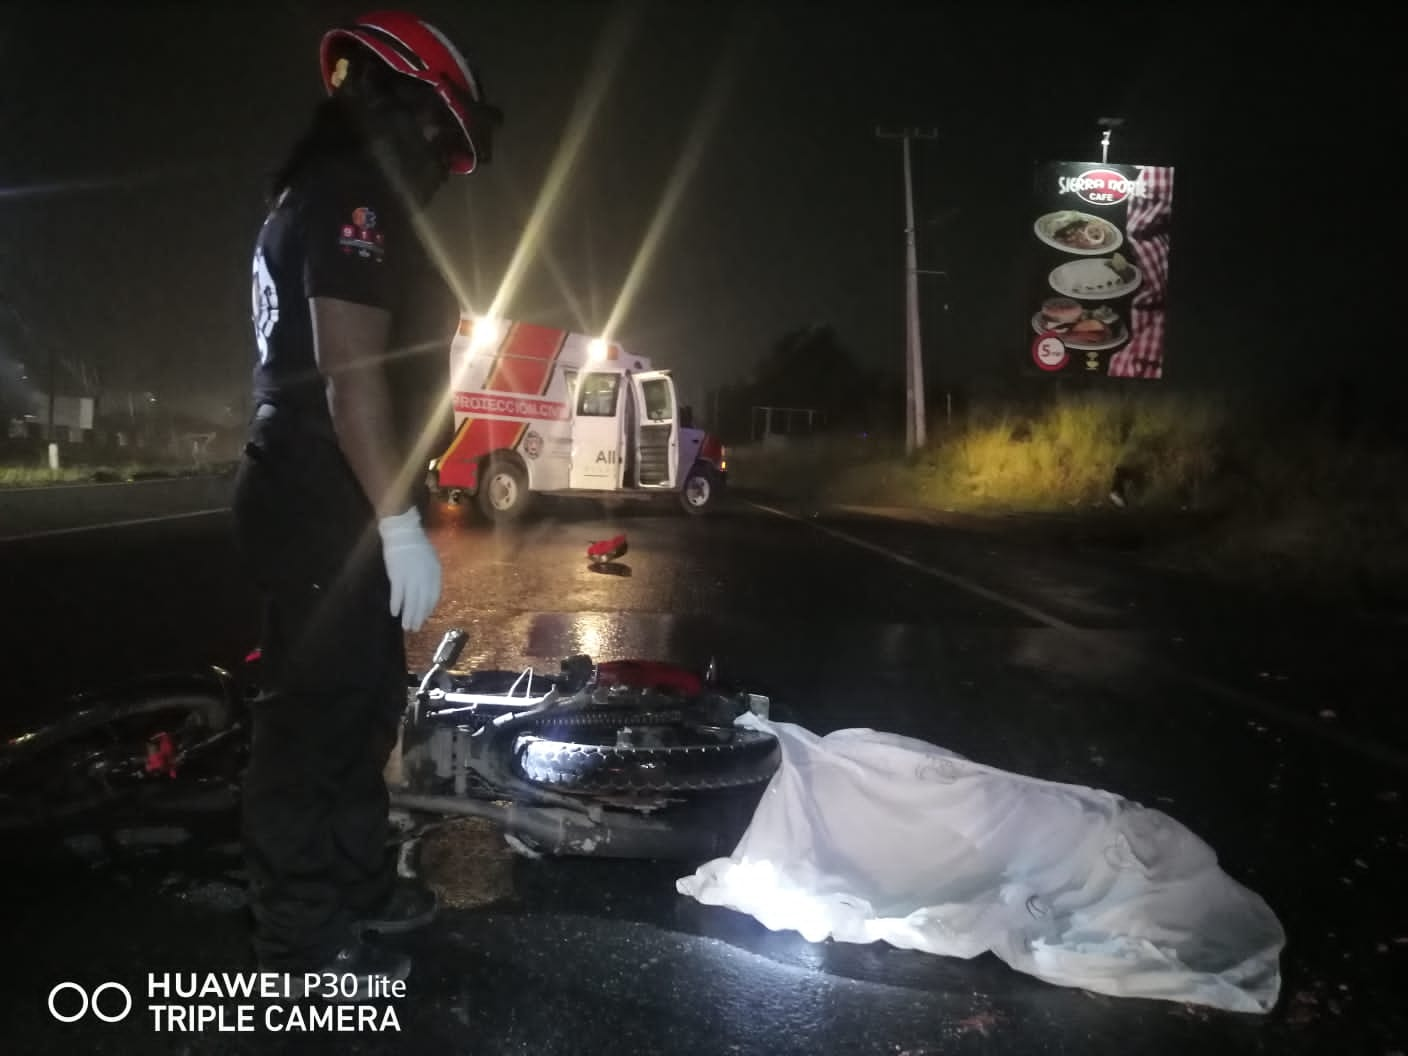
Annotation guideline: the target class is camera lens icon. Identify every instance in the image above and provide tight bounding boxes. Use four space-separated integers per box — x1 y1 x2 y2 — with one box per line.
48 981 133 1023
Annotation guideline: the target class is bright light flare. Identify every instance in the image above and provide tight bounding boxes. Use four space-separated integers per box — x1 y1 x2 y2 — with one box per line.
485 9 639 324
600 24 753 344
352 6 751 534
378 5 640 515
470 316 502 350
588 338 608 361
358 10 633 510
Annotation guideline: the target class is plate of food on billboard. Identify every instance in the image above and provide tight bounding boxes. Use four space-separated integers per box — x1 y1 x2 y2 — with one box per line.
1030 298 1128 351
1048 253 1141 300
1033 210 1124 255
1024 161 1175 378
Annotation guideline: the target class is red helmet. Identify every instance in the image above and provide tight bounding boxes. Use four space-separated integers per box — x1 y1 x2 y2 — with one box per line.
320 11 500 175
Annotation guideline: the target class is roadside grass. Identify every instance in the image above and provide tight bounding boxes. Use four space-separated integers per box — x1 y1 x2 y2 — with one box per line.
0 464 141 486
730 391 1408 604
0 459 235 487
729 391 1226 510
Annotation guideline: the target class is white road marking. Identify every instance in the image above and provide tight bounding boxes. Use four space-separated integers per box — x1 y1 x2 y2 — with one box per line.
751 501 1408 772
750 502 1077 630
0 507 229 543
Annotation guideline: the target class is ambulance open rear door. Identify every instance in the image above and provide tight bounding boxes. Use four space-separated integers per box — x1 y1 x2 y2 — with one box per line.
568 371 626 490
628 371 679 489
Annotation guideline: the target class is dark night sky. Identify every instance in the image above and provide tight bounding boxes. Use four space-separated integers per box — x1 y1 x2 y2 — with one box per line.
0 2 1400 421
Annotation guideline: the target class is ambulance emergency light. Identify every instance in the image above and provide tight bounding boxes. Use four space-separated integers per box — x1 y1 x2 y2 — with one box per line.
460 315 620 363
468 316 501 350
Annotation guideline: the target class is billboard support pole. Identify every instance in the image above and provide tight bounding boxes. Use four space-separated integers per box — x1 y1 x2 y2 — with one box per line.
1097 116 1124 165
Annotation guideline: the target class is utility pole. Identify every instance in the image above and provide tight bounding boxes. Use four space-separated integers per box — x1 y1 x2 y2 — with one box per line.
47 342 55 446
876 126 936 453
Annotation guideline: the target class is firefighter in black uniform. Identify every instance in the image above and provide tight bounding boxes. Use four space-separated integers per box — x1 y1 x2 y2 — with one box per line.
233 11 501 991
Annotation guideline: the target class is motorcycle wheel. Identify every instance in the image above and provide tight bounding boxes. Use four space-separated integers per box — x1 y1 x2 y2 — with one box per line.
514 718 780 794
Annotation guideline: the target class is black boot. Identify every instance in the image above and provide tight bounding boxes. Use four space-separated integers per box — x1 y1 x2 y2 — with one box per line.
354 877 438 935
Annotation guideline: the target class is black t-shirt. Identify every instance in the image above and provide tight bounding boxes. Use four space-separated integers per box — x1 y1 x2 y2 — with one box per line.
249 150 458 473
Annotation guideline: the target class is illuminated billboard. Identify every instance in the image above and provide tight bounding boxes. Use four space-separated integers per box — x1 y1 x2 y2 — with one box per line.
1026 162 1174 379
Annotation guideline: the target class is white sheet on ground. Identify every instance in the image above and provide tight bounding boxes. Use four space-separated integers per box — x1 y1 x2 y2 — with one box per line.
677 715 1284 1013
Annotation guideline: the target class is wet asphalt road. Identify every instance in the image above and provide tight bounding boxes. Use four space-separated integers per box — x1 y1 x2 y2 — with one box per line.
0 491 1405 1054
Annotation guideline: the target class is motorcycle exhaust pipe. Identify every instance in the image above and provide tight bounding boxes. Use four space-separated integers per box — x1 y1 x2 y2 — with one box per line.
387 791 739 860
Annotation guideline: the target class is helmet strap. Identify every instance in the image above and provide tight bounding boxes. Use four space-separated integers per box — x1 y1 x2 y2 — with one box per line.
365 97 448 205
338 66 449 205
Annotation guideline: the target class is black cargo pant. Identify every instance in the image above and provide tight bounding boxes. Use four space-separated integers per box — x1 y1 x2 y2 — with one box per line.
231 407 406 970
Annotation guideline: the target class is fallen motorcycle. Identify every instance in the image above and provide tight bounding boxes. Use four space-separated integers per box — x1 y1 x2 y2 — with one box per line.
0 629 780 860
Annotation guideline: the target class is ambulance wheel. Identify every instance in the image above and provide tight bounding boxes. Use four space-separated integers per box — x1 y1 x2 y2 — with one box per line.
477 459 530 522
679 464 718 515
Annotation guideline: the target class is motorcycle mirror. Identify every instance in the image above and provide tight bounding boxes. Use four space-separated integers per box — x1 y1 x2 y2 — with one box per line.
433 629 468 668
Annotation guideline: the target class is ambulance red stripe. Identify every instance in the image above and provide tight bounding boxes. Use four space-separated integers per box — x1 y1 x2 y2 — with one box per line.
436 325 510 482
438 323 567 489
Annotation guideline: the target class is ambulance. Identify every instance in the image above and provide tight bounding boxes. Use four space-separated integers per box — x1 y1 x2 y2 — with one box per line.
426 317 727 521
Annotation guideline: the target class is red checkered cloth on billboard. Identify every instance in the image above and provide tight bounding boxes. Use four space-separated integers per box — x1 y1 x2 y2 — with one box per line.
1108 166 1174 379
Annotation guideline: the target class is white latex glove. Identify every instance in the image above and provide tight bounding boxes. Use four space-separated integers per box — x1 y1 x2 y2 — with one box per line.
377 507 442 632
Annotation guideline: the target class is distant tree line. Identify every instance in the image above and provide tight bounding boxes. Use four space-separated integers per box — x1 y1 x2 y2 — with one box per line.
706 324 903 443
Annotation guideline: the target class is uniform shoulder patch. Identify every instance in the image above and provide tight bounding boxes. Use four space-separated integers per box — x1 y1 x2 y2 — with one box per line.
338 206 386 262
